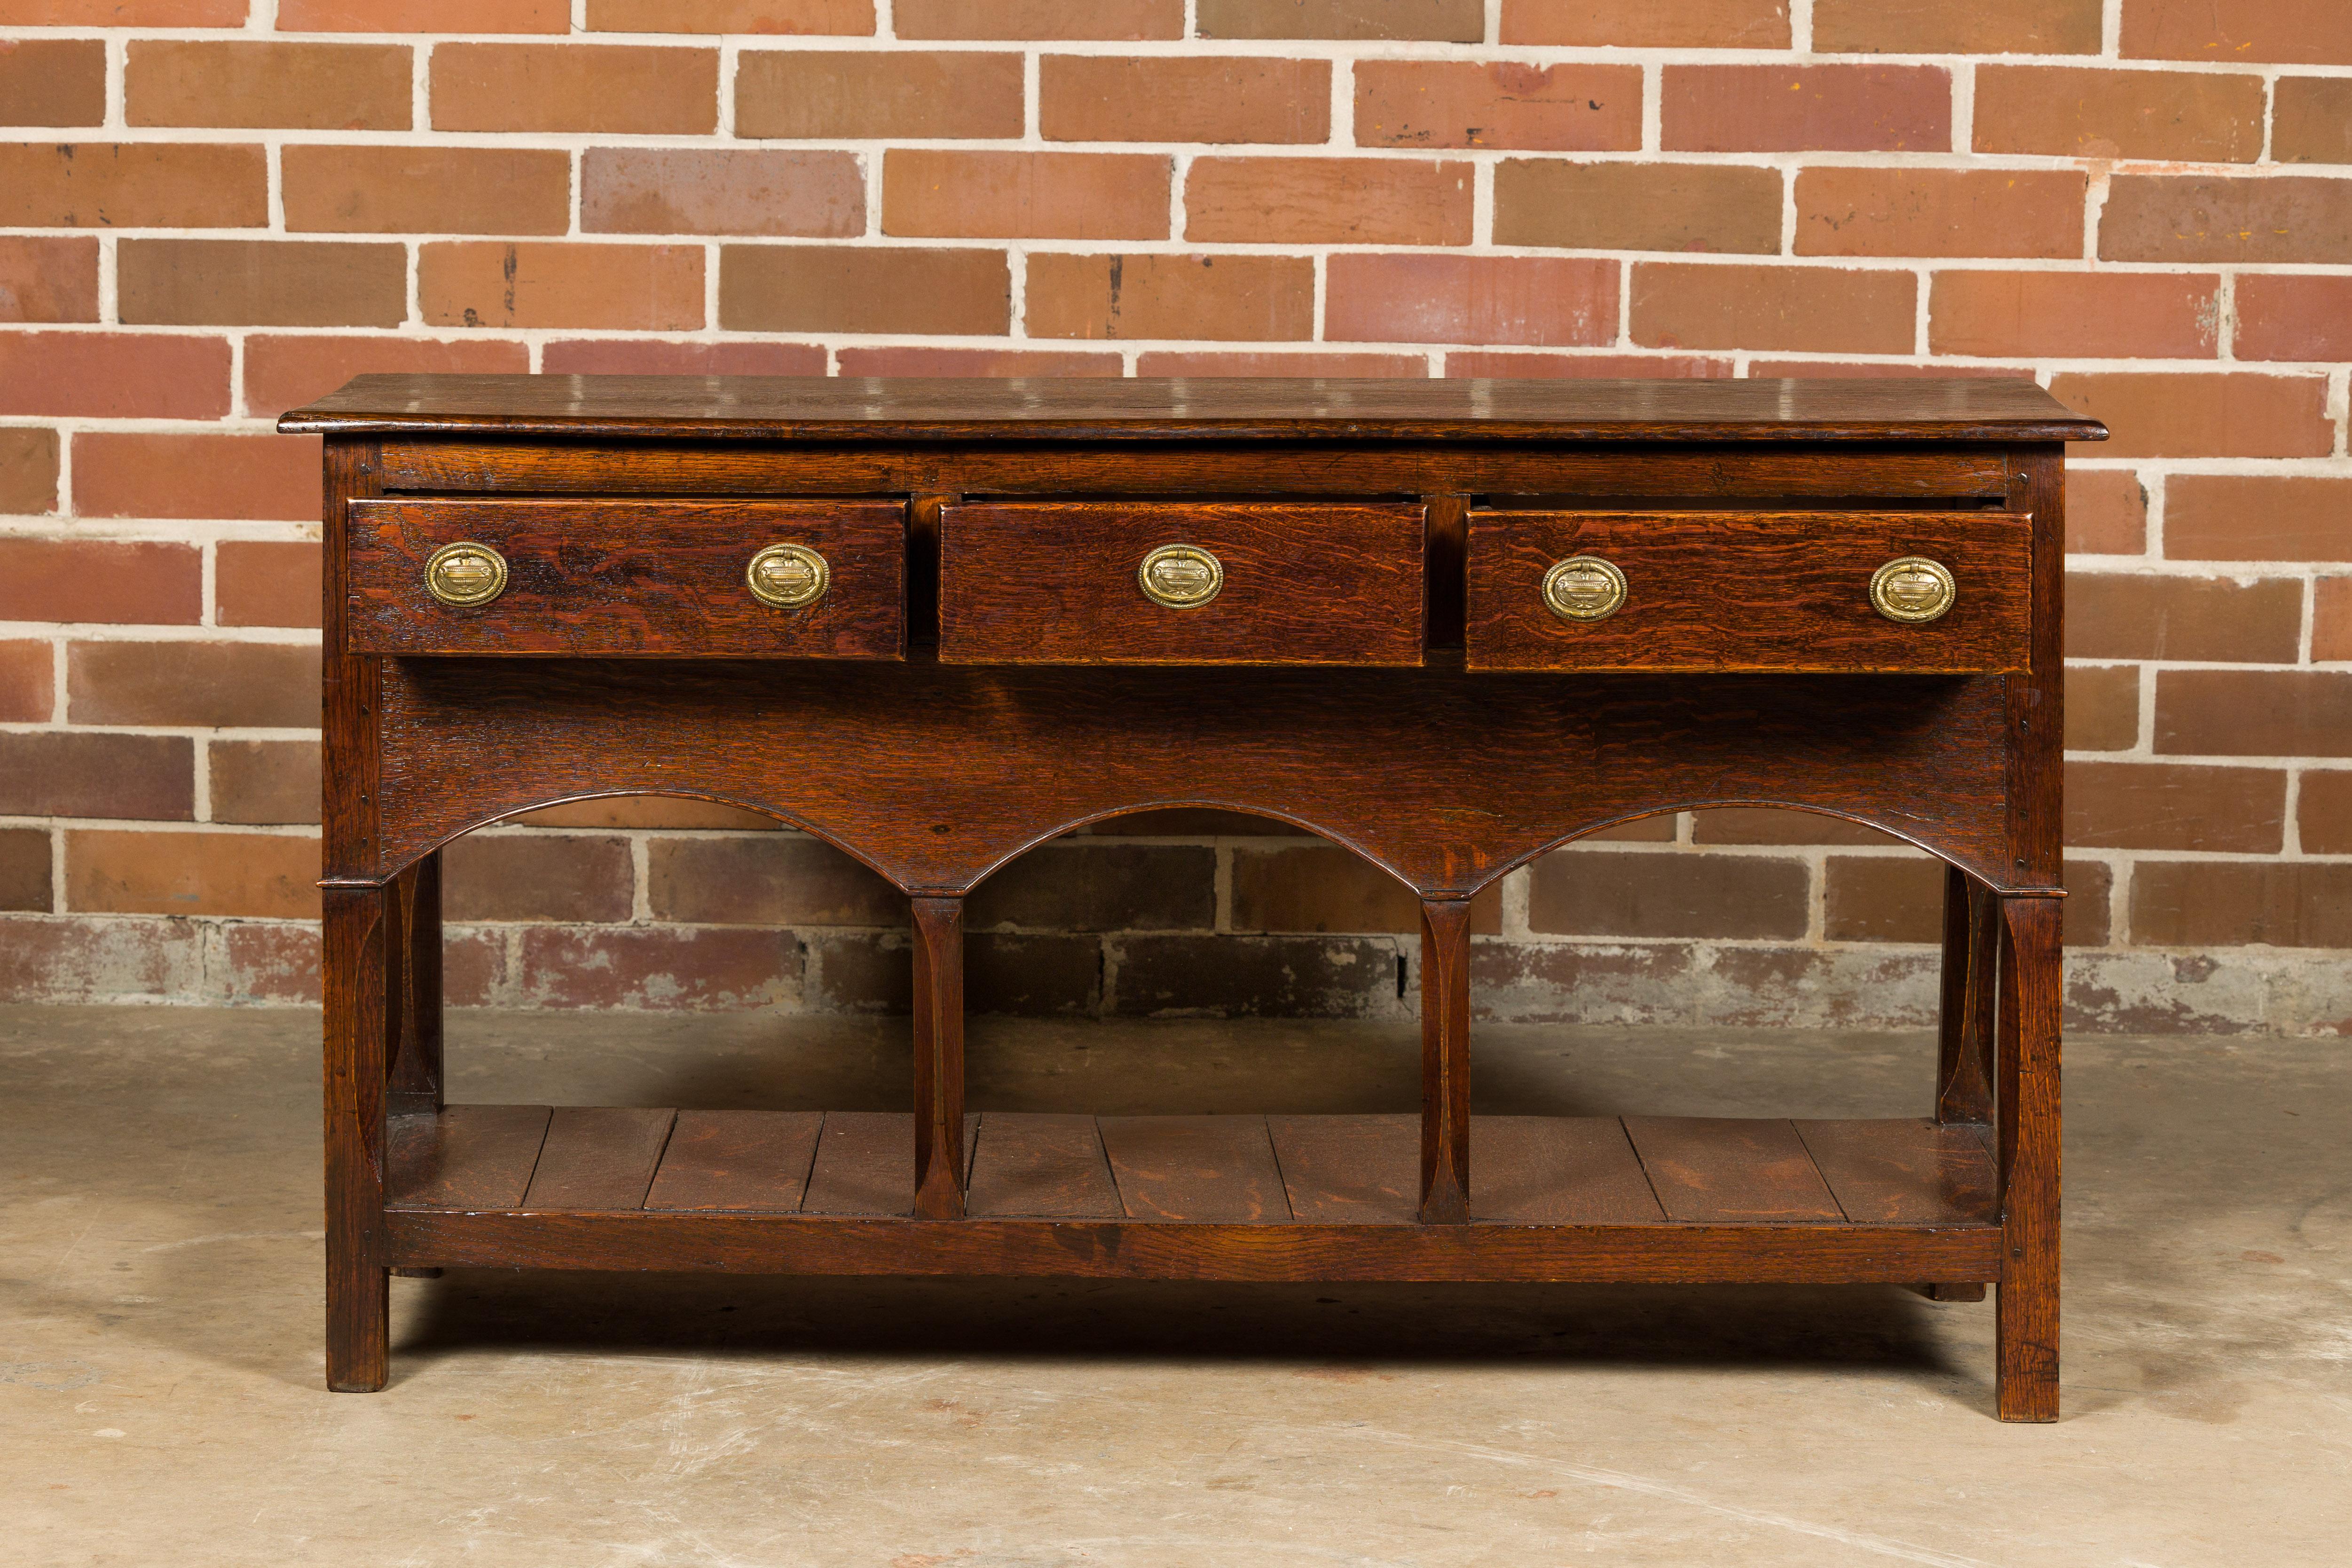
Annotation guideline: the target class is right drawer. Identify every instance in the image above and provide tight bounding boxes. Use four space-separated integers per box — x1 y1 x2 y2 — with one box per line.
1464 510 2032 673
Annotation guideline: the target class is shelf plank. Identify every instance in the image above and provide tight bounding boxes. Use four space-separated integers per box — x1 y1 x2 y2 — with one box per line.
1797 1119 1998 1226
966 1113 1121 1219
644 1110 824 1214
802 1111 980 1217
1268 1113 1416 1223
522 1107 676 1211
1624 1116 1843 1223
1474 1116 1665 1224
388 1104 550 1210
1100 1115 1290 1223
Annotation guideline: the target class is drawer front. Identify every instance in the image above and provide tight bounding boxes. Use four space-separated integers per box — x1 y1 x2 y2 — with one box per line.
345 498 905 658
939 502 1426 666
1465 511 2031 673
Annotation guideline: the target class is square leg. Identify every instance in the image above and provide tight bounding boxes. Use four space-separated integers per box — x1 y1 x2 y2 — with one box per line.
323 884 393 1392
1995 894 2063 1422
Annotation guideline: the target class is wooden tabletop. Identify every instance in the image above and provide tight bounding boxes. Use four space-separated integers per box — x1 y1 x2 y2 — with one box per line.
281 374 2107 444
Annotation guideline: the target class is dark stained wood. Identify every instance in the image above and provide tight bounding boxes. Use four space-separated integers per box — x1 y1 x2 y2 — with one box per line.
520 1107 675 1211
1937 867 1998 1125
965 1113 1122 1219
1268 1114 1417 1223
802 1111 982 1217
1472 1117 1665 1224
321 886 390 1393
1625 1117 1845 1223
911 897 968 1221
1418 898 1472 1223
1997 895 2064 1422
1099 1115 1290 1223
388 1104 551 1210
643 1110 823 1213
1422 492 1470 648
1796 1119 1998 1226
385 851 443 1119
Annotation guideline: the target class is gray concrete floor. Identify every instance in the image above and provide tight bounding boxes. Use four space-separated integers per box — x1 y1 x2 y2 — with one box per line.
3 1005 2349 1567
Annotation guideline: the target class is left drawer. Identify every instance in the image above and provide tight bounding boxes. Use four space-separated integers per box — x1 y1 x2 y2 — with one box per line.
344 498 906 659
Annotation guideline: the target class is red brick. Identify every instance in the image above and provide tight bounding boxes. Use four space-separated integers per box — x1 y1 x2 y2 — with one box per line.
219 921 324 1005
1138 350 1430 377
885 151 1170 241
1327 255 1616 347
585 149 862 238
0 540 202 625
1187 158 1470 245
433 44 718 134
1027 252 1315 342
1929 272 2218 359
444 834 633 922
0 733 193 819
2122 0 2352 65
1231 843 1500 934
1632 263 1916 355
244 334 529 418
836 347 1123 376
67 829 318 920
0 332 229 420
215 540 323 628
1042 55 1329 143
736 50 1022 139
1446 351 1732 378
2066 664 2140 750
0 827 48 912
1815 0 2100 53
0 237 98 323
2067 760 2286 851
209 739 320 825
126 41 411 130
2066 469 2147 555
284 146 570 236
2068 571 2302 662
0 914 203 1004
1496 162 1782 254
0 0 242 18
1795 168 2085 260
2298 769 2352 853
118 239 407 329
1974 66 2265 163
69 640 319 728
420 243 704 332
1502 0 1791 47
1528 849 1809 938
1355 61 1642 151
0 143 267 229
2312 579 2352 662
1748 359 2033 379
2274 78 2352 165
895 0 1176 37
2166 477 2352 563
2048 373 2334 460
2101 176 2352 265
2155 670 2352 757
543 339 828 376
517 926 797 1010
72 432 320 522
1205 0 1478 36
0 428 58 515
970 844 1215 931
2233 275 2352 362
1821 854 1943 943
0 639 52 721
587 0 872 30
0 39 105 126
2129 862 2352 949
1690 808 1899 845
721 246 1009 335
648 834 904 925
1663 65 1951 153
281 0 562 25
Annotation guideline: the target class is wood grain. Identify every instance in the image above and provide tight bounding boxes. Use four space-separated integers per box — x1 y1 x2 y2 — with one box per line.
388 1104 551 1210
643 1110 823 1213
1997 895 2065 1422
1418 898 1472 1223
1099 1115 1290 1223
1796 1119 1998 1226
1625 1117 1845 1223
1268 1114 1418 1223
965 1113 1122 1219
802 1111 982 1217
1472 1117 1665 1224
520 1107 675 1211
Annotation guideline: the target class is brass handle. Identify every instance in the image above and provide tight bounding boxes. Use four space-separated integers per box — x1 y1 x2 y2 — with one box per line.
747 543 829 608
424 541 507 607
1870 556 1957 624
1138 544 1223 609
1542 555 1626 622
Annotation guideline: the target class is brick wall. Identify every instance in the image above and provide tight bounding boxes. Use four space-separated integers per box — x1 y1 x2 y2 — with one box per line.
2 0 2348 1034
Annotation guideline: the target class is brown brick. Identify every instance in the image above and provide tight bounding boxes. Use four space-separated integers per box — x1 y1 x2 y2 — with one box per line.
1632 263 1916 355
1231 844 1501 934
2297 769 2352 853
1 0 243 18
0 237 98 323
1973 66 2264 163
512 797 777 830
69 640 320 728
2130 861 2352 949
969 844 1215 930
420 242 704 332
1663 65 1951 153
1822 854 1942 942
118 240 405 328
1816 0 2100 52
1202 0 1478 37
279 0 566 27
2066 664 2140 751
244 334 529 418
585 149 862 238
215 540 323 628
1449 351 1734 379
1748 359 2033 379
2316 579 2352 663
1690 808 1900 845
0 332 230 419
517 926 797 1011
2061 859 2112 946
2048 373 2335 460
1188 158 1471 245
1502 0 1791 47
67 829 318 920
721 245 1009 335
1027 252 1314 341
1328 254 1616 347
0 540 201 625
284 147 569 236
0 428 59 515
587 0 872 30
432 43 717 134
1113 934 1397 1018
736 50 1023 139
2274 79 2352 165
1929 271 2218 359
2166 477 2352 563
2233 275 2352 363
2067 469 2146 555
0 914 203 1004
886 151 1170 241
0 733 193 819
0 640 48 721
0 827 48 913
2102 176 2352 265
1796 168 2085 260
1042 55 1329 144
127 41 410 130
1138 350 1430 377
2155 670 2352 757
2122 0 2352 65
1497 162 1781 254
895 0 1176 37
1528 848 1809 938
1355 61 1640 152
443 834 632 923
2067 759 2285 851
2068 571 2302 663
836 346 1124 376
219 922 325 1005
542 339 827 377
209 739 320 825
0 39 105 126
649 834 905 925
73 432 320 521
0 143 267 229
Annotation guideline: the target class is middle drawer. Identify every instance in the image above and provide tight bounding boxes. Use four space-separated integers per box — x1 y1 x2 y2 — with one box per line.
940 501 1428 666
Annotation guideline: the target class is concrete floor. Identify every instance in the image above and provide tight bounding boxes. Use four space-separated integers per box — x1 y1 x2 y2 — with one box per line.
3 1007 2348 1567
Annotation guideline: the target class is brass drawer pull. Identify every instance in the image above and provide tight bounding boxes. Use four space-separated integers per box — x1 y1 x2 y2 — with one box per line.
1870 556 1957 623
1138 544 1223 608
1542 555 1626 622
747 543 830 608
424 541 507 607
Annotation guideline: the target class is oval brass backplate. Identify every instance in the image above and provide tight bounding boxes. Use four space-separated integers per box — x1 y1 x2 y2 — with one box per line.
1870 556 1958 624
1542 555 1627 622
423 541 507 607
1138 544 1223 609
747 543 830 608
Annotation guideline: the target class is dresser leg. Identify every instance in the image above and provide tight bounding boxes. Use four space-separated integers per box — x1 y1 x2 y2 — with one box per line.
323 885 392 1392
387 851 444 1119
1418 898 1473 1225
1995 895 2063 1422
911 896 968 1221
1935 865 1997 1127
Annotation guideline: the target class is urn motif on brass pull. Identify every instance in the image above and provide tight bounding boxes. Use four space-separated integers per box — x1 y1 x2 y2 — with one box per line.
1138 544 1224 609
1542 555 1627 622
1869 556 1958 624
423 541 507 607
746 544 830 608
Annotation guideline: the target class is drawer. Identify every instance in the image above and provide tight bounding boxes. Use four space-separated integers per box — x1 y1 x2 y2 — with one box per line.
939 502 1426 666
1465 511 2031 673
344 498 905 658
